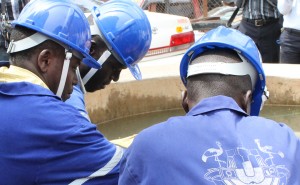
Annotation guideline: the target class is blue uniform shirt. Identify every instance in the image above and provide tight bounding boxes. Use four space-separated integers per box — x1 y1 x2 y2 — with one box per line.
65 84 91 121
119 96 300 185
0 66 123 184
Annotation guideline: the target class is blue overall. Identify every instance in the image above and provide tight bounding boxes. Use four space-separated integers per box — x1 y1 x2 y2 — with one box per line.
0 66 122 185
119 96 300 185
65 84 90 121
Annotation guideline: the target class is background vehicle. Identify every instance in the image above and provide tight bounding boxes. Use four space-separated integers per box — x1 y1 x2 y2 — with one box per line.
89 0 198 62
136 0 242 61
142 10 196 61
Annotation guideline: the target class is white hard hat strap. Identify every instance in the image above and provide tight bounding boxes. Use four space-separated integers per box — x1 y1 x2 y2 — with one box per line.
76 67 86 94
56 50 72 98
7 32 48 53
187 53 257 91
82 50 111 85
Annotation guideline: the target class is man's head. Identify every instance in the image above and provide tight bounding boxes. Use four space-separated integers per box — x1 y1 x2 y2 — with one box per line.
185 49 253 113
78 0 152 92
180 26 267 116
7 0 99 101
9 26 81 101
79 35 126 92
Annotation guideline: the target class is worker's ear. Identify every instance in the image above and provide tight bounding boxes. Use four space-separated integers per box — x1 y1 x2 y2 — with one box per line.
37 49 53 73
242 90 252 114
89 41 97 56
181 90 189 113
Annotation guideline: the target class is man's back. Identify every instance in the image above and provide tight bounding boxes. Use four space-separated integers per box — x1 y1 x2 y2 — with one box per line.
120 96 300 184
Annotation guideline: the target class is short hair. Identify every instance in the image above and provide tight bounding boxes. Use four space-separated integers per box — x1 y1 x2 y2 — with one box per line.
9 26 64 65
187 48 252 103
92 35 107 51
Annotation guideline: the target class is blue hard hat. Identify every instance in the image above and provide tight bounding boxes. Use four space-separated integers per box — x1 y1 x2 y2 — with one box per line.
180 26 266 116
11 0 100 69
90 0 152 80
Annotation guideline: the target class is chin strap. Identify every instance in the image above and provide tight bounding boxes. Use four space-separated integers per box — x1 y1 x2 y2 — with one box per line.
82 50 111 85
76 67 86 94
56 50 72 98
260 86 269 111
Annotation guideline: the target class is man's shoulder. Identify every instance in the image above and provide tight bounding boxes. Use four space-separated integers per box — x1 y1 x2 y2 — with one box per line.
130 116 186 149
1 82 90 127
0 81 54 97
245 115 288 127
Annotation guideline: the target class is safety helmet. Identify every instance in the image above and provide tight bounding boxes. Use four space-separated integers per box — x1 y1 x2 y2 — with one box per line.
10 0 100 69
180 26 267 116
89 0 152 80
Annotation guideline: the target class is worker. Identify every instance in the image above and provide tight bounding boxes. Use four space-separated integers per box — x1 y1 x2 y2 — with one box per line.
0 0 124 184
118 26 300 185
66 0 152 123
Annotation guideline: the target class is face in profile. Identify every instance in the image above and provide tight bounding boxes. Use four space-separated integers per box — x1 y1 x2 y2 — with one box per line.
84 56 126 92
39 45 79 101
83 35 127 92
61 55 81 101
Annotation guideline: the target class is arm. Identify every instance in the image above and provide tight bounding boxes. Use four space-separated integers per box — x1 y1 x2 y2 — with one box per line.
36 100 124 184
118 136 145 185
118 127 167 185
277 0 293 15
118 151 139 185
65 84 91 121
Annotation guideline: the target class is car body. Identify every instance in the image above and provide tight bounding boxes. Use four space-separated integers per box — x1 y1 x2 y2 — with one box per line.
142 10 196 61
90 0 198 62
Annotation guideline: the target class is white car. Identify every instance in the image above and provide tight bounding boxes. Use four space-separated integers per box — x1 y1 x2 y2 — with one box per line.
120 11 204 81
90 0 198 62
142 10 196 62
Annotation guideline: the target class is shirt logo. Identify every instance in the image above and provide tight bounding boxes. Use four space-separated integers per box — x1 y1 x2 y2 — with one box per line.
201 139 290 184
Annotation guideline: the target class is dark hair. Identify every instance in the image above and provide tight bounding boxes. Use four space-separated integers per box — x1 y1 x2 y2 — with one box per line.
91 34 119 64
187 48 252 103
92 35 107 51
9 26 64 65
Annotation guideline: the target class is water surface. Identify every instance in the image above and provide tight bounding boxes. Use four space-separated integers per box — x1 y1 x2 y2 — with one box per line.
97 105 300 140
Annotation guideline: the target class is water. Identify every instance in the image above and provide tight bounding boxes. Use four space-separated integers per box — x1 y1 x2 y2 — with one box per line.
97 105 300 140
